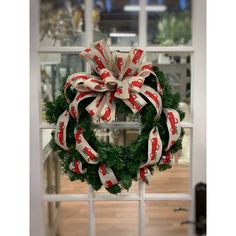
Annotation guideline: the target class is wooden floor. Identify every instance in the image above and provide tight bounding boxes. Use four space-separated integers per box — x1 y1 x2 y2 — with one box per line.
45 161 190 236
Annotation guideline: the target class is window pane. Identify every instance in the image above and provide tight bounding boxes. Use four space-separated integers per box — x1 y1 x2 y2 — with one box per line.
93 0 139 46
96 201 139 235
40 0 86 47
146 128 191 193
40 53 85 122
145 200 190 236
147 0 192 46
44 201 88 236
147 52 191 122
43 151 88 194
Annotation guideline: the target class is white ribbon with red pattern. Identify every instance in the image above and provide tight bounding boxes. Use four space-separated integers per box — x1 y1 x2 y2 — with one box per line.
64 39 163 123
164 108 181 151
55 110 70 151
138 108 181 183
69 160 87 174
74 127 99 164
140 127 163 168
98 164 118 188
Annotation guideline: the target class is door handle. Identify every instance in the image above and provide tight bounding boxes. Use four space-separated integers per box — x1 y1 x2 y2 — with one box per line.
174 207 189 212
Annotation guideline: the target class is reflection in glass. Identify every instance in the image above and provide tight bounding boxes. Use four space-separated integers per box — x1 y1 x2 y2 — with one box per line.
145 201 190 236
43 151 88 194
40 0 86 46
96 201 139 236
40 53 85 122
146 128 191 193
93 0 139 46
147 0 192 46
147 52 191 121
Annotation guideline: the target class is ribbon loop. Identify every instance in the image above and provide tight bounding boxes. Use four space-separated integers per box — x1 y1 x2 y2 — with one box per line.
141 85 162 117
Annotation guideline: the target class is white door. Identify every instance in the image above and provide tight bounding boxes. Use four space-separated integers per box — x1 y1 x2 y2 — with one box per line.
30 0 206 235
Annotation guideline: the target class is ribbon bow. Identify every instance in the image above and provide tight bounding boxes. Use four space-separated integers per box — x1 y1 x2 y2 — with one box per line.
55 40 181 188
64 40 163 122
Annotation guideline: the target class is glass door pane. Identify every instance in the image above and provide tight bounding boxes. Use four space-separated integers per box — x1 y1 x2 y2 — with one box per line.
147 0 192 46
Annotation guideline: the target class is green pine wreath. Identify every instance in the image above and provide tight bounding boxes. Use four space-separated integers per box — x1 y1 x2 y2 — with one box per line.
45 66 185 194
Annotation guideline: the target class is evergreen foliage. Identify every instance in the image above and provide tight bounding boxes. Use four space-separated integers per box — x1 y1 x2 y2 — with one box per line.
45 66 185 194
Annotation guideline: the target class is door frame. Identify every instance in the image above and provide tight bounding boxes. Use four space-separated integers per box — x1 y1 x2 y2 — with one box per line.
30 1 206 235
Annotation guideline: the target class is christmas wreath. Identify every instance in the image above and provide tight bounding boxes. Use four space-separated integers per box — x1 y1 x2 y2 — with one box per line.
46 40 185 194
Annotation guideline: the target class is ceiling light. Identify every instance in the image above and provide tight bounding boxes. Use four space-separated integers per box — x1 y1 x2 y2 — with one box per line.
109 33 137 37
124 5 167 12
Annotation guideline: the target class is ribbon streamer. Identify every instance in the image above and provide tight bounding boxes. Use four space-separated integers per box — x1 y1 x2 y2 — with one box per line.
74 128 99 164
55 110 70 151
98 164 118 188
159 152 173 166
164 108 181 151
138 166 151 184
140 127 163 168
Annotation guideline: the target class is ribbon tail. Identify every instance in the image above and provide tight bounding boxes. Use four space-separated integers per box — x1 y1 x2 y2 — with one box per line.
74 128 99 164
69 160 87 174
54 110 70 151
138 166 151 184
121 92 147 114
164 108 181 151
98 164 118 188
97 91 116 123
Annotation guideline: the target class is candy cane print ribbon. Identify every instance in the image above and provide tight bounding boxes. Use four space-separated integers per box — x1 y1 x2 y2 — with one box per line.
74 128 99 164
164 108 181 151
54 110 70 151
69 160 87 174
98 164 118 188
140 127 163 168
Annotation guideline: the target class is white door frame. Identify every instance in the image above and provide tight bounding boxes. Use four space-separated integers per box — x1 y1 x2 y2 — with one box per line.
30 1 206 235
